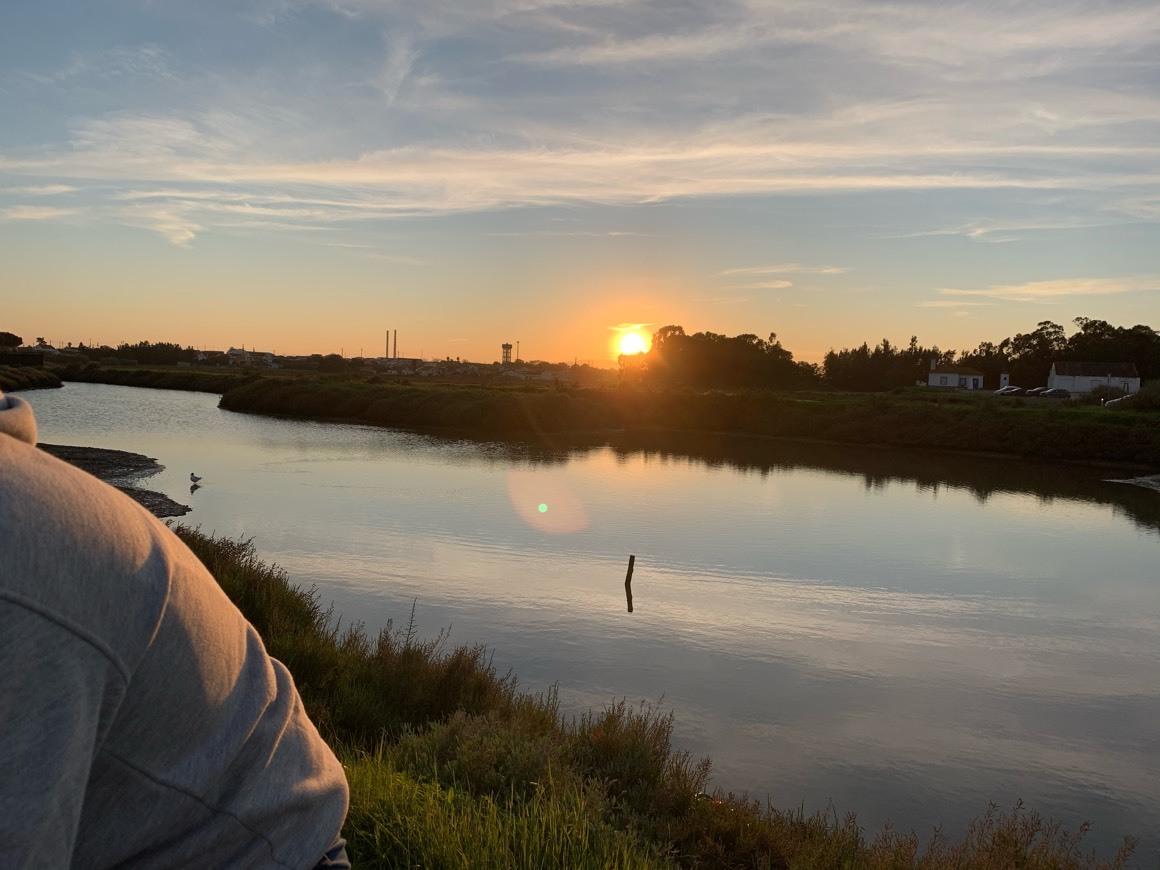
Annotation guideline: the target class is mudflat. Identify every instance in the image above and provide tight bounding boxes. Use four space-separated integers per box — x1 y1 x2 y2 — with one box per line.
39 443 191 518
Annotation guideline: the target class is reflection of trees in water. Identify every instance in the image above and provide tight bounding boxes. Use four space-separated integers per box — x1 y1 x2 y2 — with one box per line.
416 427 1160 534
615 430 1160 534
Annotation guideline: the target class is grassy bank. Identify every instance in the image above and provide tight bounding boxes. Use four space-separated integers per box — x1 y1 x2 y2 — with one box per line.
213 377 1160 467
177 527 1138 868
61 364 258 394
61 368 1160 467
0 365 62 391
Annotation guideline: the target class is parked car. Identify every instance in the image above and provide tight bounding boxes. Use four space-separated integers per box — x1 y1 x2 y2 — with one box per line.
1024 386 1046 396
1040 388 1071 399
994 386 1022 396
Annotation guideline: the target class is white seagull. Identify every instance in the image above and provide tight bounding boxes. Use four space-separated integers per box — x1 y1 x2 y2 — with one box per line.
190 473 202 483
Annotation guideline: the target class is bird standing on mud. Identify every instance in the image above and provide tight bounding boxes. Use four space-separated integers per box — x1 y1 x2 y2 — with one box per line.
190 473 202 483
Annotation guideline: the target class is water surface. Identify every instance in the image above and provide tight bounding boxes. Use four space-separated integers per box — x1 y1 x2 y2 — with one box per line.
27 383 1160 861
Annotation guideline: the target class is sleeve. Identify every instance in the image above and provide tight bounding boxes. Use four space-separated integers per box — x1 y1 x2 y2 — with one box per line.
0 600 126 868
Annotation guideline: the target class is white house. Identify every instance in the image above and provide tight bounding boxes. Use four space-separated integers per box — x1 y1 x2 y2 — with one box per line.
1048 362 1140 395
927 365 985 390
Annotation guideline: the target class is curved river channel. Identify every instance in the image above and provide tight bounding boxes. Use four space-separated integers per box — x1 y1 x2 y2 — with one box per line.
27 382 1160 861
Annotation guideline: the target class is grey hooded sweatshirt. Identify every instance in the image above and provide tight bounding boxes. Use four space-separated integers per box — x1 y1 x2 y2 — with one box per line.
0 391 348 869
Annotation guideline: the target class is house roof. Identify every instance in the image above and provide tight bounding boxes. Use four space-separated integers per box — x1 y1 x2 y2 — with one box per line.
930 366 985 376
1051 361 1139 378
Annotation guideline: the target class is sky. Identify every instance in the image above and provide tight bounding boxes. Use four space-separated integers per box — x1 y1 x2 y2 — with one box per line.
1 1 1159 366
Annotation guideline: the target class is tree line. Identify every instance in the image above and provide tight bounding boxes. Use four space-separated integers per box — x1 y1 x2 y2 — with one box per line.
623 318 1160 391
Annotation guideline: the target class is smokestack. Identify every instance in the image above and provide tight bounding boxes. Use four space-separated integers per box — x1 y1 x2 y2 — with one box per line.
393 330 397 359
930 357 936 371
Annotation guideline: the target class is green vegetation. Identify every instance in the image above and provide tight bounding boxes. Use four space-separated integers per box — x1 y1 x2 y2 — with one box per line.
209 377 1160 467
0 365 62 391
177 527 1138 868
56 357 1160 466
62 363 259 394
218 377 621 433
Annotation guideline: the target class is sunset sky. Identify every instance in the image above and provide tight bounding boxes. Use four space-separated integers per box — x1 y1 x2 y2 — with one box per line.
2 1 1158 365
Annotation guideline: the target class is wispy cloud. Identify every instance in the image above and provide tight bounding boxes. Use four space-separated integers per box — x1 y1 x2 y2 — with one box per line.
918 300 991 308
7 184 78 196
378 35 417 104
938 278 1159 303
0 205 79 221
721 264 849 276
2 0 1159 250
723 280 793 290
693 295 754 306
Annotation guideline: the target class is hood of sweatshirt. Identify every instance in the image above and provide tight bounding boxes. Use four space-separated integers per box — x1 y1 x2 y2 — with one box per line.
0 391 38 445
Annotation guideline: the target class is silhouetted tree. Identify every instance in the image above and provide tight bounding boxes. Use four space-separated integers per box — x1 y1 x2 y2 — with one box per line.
644 325 816 390
1066 317 1160 379
116 340 198 365
0 331 21 348
824 316 1160 391
318 354 347 374
823 337 953 390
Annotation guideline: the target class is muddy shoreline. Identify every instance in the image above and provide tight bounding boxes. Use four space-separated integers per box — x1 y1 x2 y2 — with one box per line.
39 443 191 518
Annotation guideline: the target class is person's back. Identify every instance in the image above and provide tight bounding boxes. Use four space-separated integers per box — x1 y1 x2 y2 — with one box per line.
0 390 349 868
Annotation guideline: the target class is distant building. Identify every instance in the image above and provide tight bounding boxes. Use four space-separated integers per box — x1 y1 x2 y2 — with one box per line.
928 365 985 390
1048 362 1140 395
502 343 513 365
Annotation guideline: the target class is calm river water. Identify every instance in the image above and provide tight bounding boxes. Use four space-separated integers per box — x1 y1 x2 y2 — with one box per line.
26 382 1160 860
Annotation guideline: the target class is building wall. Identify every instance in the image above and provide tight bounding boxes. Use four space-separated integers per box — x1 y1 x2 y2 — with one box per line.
927 373 983 389
1048 373 1141 394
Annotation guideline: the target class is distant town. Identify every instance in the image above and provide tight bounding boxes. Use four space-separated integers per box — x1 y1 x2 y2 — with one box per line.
3 314 1158 397
0 333 619 387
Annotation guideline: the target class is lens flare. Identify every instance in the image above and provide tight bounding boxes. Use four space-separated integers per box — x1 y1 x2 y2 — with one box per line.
508 471 589 534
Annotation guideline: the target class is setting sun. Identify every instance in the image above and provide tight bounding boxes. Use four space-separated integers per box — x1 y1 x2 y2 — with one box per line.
617 331 649 356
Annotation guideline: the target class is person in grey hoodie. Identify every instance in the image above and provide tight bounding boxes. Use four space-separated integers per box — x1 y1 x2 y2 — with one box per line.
0 389 350 869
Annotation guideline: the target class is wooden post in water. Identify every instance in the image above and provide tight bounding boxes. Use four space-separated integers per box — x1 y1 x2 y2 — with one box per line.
625 554 635 613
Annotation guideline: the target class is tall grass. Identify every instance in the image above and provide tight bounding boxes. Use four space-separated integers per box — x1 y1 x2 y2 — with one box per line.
176 527 1140 869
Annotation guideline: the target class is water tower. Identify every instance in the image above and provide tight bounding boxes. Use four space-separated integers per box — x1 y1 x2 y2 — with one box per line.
502 342 512 365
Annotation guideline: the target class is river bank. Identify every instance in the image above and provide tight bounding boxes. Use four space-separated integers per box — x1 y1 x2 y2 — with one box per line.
219 377 1160 468
58 366 1160 468
1 365 62 391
